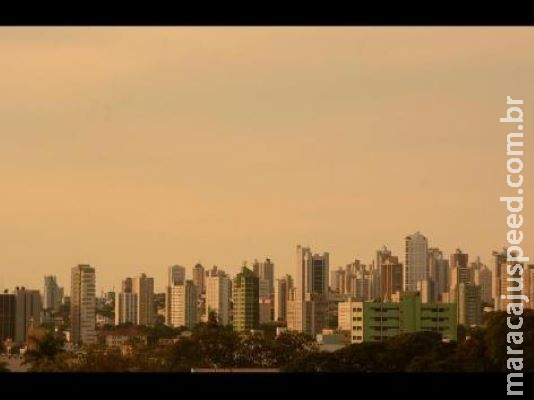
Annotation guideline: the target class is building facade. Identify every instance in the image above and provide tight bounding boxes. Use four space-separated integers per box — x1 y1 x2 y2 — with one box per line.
404 232 429 292
340 292 457 344
71 264 97 345
232 266 259 332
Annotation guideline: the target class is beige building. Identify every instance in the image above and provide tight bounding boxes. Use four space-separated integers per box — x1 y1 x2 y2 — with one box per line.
294 245 329 336
205 266 231 325
169 280 198 329
274 275 293 322
71 264 96 345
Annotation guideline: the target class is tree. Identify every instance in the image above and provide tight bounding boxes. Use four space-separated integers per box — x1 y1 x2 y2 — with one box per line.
0 361 9 373
25 329 67 371
271 332 318 368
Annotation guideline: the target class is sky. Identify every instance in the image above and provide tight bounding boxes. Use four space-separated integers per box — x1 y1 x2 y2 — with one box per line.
0 27 533 294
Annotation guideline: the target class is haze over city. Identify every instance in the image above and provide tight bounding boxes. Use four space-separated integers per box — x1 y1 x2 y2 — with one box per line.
0 27 533 293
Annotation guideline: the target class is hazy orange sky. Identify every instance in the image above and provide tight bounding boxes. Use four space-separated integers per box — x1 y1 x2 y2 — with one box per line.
0 27 532 294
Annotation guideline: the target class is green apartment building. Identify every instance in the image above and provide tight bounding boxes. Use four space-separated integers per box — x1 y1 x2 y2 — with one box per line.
339 292 457 344
232 266 260 332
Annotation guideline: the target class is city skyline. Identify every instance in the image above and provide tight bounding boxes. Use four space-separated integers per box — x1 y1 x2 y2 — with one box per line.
0 237 512 295
1 27 533 292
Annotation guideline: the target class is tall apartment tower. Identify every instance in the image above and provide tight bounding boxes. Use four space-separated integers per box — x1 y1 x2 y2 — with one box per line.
274 275 293 322
14 288 42 344
232 266 259 332
43 276 64 312
252 258 275 295
115 277 137 325
373 246 392 298
192 263 206 294
132 273 154 326
499 261 531 312
492 249 508 310
380 255 403 301
169 280 198 329
205 266 231 325
449 249 471 297
292 245 329 336
330 267 346 294
427 248 449 302
71 264 96 345
473 264 492 304
404 232 429 292
458 283 482 327
0 293 16 342
166 265 186 325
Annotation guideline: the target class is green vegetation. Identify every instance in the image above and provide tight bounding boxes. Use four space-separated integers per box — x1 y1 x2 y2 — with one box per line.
284 311 534 372
21 311 534 372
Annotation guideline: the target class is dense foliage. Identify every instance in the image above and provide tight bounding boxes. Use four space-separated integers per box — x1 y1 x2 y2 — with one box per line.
13 311 534 373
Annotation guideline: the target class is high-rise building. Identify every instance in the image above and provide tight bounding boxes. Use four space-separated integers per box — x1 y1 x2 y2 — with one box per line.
449 249 472 299
259 298 273 324
292 245 329 336
427 248 449 302
166 265 186 325
0 293 16 342
43 276 63 312
252 258 275 296
132 273 154 326
499 261 529 312
274 275 293 322
373 246 393 298
115 277 137 325
71 264 96 345
169 280 198 329
473 264 492 304
458 283 482 327
330 267 346 294
404 232 429 292
205 266 231 325
525 265 534 310
350 267 373 301
233 266 259 332
115 292 137 325
492 248 508 309
450 248 469 269
380 256 403 301
192 263 205 294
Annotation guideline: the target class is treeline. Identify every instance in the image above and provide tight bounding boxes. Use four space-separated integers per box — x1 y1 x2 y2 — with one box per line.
19 311 534 372
285 311 534 372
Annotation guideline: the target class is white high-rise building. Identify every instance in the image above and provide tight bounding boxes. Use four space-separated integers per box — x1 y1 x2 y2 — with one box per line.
71 264 96 345
166 265 186 325
169 280 198 329
291 245 329 336
115 277 138 325
205 267 231 325
404 232 429 292
115 292 137 325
